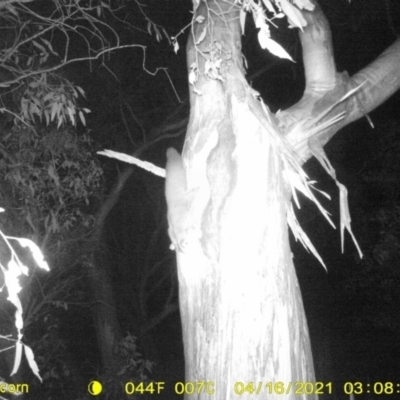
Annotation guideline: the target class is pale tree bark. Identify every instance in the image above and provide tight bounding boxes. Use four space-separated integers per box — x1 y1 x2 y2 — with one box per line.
165 1 400 399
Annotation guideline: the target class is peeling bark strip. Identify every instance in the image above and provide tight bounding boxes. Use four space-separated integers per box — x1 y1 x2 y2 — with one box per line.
164 1 400 399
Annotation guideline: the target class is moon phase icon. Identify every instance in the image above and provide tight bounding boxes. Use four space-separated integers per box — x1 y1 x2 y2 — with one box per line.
88 380 103 396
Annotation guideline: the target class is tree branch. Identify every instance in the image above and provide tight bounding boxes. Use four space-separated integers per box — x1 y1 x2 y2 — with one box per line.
300 1 336 92
277 1 400 163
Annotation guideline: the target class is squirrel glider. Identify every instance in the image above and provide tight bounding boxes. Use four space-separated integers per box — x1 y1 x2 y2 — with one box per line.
165 148 198 252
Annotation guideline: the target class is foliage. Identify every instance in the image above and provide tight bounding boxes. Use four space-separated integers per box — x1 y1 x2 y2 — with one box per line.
240 0 314 56
0 125 103 238
19 73 89 128
101 333 155 400
29 313 70 389
0 0 151 129
26 309 90 400
0 219 49 382
0 122 102 387
179 0 315 93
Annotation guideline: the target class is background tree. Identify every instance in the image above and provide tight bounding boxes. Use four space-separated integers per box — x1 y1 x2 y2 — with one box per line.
0 1 164 396
0 125 103 394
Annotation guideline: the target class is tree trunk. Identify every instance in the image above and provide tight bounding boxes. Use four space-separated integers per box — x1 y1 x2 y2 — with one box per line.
88 170 132 370
89 250 121 369
165 1 400 399
167 2 316 399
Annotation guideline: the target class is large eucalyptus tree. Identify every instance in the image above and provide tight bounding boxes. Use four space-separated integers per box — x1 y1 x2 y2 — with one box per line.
164 1 400 398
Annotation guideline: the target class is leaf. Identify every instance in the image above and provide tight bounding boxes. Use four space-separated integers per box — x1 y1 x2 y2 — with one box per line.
16 238 50 271
11 341 22 376
79 110 86 126
57 114 63 129
195 27 207 45
258 30 293 61
4 261 24 304
29 82 40 88
154 25 161 42
67 107 76 125
189 70 197 85
293 0 315 11
195 15 205 23
280 0 307 30
173 40 179 54
43 92 55 102
76 86 86 97
32 40 47 54
29 103 39 120
39 53 49 65
50 102 58 121
24 344 42 382
262 0 275 13
40 38 58 56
